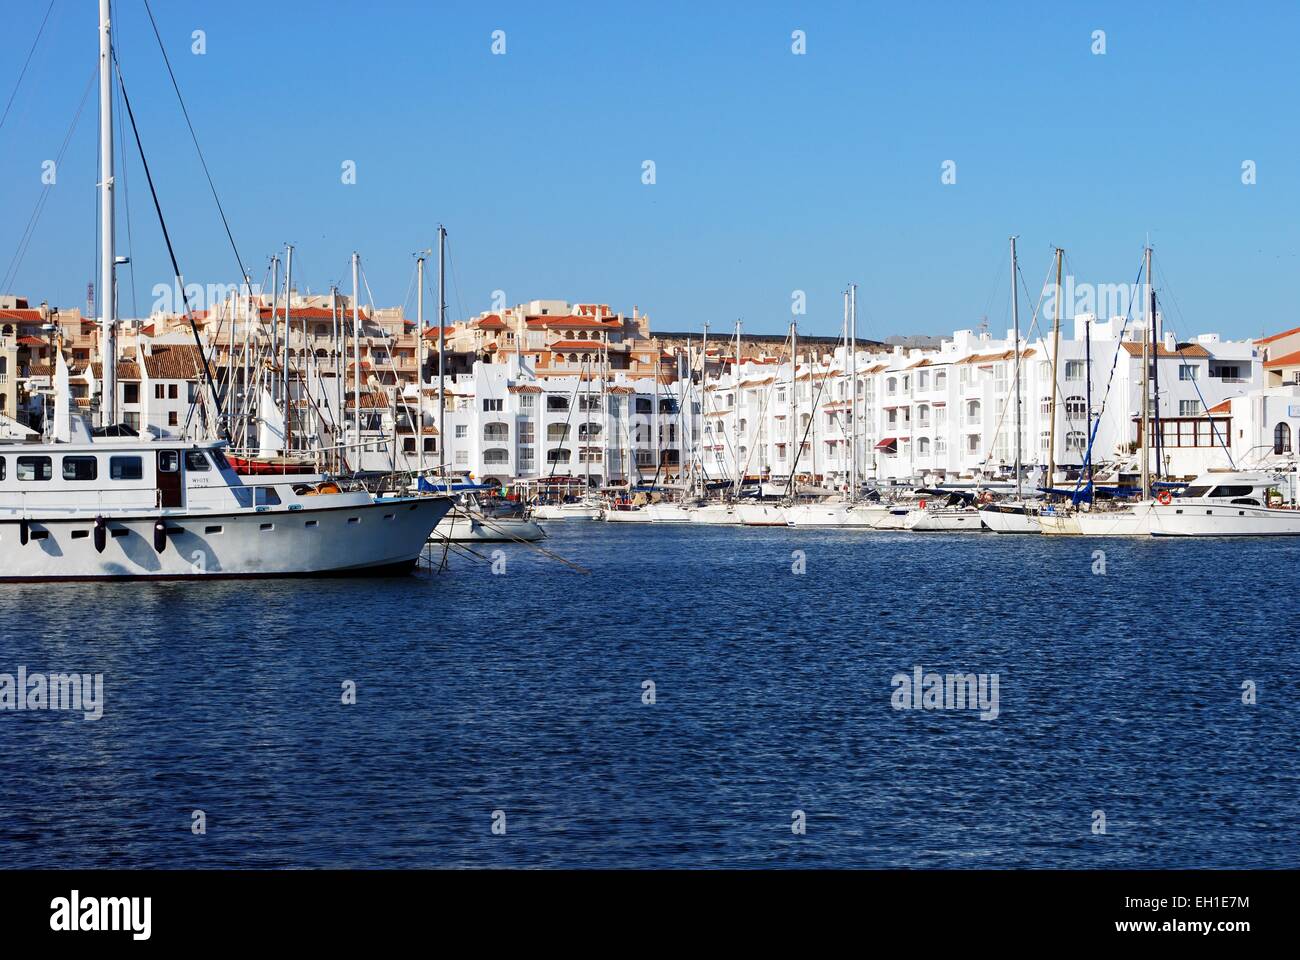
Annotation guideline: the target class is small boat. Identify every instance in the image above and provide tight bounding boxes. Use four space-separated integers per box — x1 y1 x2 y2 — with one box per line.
735 501 789 526
1150 472 1300 536
688 501 741 525
531 496 603 521
432 496 545 542
978 501 1042 534
785 498 886 528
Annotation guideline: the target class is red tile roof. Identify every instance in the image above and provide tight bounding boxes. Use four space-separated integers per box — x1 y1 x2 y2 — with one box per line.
1264 348 1300 369
1119 342 1211 358
0 309 42 322
1255 326 1300 345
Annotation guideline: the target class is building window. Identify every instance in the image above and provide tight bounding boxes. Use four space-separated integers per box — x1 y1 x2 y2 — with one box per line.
154 384 165 400
1065 360 1085 380
123 383 139 404
1065 431 1087 452
1179 364 1199 381
168 384 179 400
482 398 503 412
483 422 509 441
483 448 509 464
1275 422 1292 455
168 412 179 427
1064 396 1086 419
519 394 535 409
1179 400 1202 417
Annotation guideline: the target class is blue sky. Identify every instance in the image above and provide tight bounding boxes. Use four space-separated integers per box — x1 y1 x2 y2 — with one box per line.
1 0 1296 341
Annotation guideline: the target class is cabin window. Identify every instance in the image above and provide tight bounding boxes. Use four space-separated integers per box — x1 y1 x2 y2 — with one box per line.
0 457 5 481
1209 485 1254 499
16 456 52 481
255 487 281 506
62 456 98 481
110 456 143 480
158 451 180 473
185 451 211 471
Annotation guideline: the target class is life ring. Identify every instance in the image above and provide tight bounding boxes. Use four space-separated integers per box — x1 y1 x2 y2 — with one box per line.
979 491 994 504
1156 490 1173 505
315 481 342 495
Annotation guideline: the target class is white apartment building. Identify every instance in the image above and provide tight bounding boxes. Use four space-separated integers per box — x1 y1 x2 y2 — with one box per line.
699 314 1261 487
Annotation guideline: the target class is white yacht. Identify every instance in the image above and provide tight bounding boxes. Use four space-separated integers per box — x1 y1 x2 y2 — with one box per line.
785 499 888 527
0 437 450 580
735 502 789 526
1039 500 1154 537
978 502 1042 534
687 501 742 525
432 497 545 542
0 3 451 581
531 496 603 521
1150 472 1300 536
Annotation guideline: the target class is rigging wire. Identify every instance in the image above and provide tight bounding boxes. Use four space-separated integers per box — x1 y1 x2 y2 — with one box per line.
139 0 249 285
1 65 97 294
0 0 57 139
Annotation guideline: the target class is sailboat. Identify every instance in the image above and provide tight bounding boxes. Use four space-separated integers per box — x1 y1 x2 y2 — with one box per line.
979 236 1043 533
0 2 451 580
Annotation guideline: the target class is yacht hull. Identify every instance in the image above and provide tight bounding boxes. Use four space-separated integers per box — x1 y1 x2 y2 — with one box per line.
1151 502 1300 536
1040 503 1153 537
0 496 451 581
978 505 1041 534
432 511 546 542
904 510 985 531
785 502 886 527
688 504 741 525
736 503 788 526
531 503 602 521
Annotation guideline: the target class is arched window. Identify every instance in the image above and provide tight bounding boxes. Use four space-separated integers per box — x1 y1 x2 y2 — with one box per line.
483 448 509 464
1040 396 1052 416
578 421 601 439
483 422 509 442
916 403 930 425
1065 430 1087 452
1275 422 1292 455
547 423 570 442
966 399 981 423
917 436 931 455
1064 395 1086 419
546 448 571 463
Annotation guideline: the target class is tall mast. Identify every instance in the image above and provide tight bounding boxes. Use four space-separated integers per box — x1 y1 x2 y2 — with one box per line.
849 283 858 499
700 321 708 492
732 319 741 495
1047 247 1064 490
1010 236 1021 500
437 225 446 481
415 252 425 478
270 255 280 398
1140 245 1153 500
330 285 340 469
789 321 797 494
97 0 116 427
1084 315 1094 494
283 244 293 452
351 252 361 460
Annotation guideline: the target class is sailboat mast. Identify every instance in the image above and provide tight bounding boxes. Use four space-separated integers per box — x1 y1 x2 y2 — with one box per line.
1010 236 1021 500
789 321 797 494
283 244 294 452
849 283 858 499
416 253 425 478
1141 245 1152 500
437 225 446 481
351 252 361 462
1047 247 1064 490
97 0 116 427
732 320 741 496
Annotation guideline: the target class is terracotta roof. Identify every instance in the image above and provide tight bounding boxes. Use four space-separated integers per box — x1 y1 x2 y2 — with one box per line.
421 326 457 339
525 316 603 328
507 384 543 393
89 360 142 380
141 344 203 380
1263 348 1300 369
476 315 506 330
548 340 604 350
1205 399 1233 415
1255 326 1300 345
0 309 42 321
346 391 388 408
258 306 360 320
17 335 46 346
1118 342 1211 358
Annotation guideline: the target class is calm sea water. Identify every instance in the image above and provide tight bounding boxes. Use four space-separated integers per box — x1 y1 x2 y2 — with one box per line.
1 524 1296 869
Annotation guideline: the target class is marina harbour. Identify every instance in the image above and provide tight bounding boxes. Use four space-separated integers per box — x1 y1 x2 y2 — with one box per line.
2 522 1296 869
